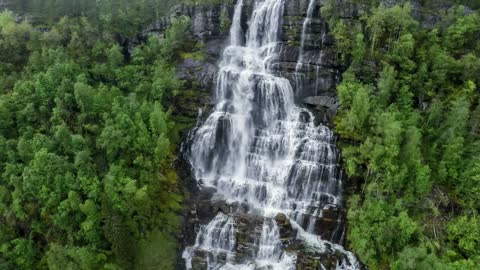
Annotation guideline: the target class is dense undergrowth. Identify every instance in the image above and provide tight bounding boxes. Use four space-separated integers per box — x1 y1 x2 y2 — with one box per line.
323 0 480 269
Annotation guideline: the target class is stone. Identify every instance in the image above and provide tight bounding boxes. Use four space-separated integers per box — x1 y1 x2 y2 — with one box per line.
275 213 296 245
303 96 336 109
177 58 218 91
296 245 366 270
314 205 346 244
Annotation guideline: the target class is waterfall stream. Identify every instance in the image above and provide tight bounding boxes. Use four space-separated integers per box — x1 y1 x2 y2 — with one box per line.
183 0 360 269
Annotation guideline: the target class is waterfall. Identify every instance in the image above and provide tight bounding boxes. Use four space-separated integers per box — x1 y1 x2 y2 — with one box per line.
295 0 317 93
296 0 317 72
183 0 360 269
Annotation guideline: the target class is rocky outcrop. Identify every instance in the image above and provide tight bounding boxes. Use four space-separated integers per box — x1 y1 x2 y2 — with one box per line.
314 205 346 244
143 3 235 41
278 0 341 101
297 246 361 270
135 3 237 96
185 200 356 270
142 0 349 121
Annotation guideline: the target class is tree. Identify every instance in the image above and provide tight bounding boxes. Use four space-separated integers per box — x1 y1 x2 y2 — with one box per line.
0 10 190 269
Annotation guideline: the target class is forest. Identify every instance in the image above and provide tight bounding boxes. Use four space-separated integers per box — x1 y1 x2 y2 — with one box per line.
324 0 480 269
0 1 198 269
0 0 479 269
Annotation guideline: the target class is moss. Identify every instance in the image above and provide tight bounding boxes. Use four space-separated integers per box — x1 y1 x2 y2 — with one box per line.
180 42 207 61
170 87 208 145
284 23 302 47
220 7 231 33
180 51 206 61
288 40 301 47
283 21 303 37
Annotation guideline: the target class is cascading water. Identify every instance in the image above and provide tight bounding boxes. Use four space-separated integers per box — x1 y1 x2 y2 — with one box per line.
183 0 360 269
295 0 317 93
296 0 317 72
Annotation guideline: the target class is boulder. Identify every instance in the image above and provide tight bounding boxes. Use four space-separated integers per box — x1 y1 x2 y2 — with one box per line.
314 205 346 244
275 213 296 245
303 96 336 109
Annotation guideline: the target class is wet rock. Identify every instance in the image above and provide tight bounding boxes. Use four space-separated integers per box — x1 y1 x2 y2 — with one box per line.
212 200 234 215
191 249 228 270
303 96 336 109
274 213 296 245
322 34 335 46
314 205 346 244
299 111 312 123
297 251 332 270
198 187 217 201
295 239 367 270
234 213 265 263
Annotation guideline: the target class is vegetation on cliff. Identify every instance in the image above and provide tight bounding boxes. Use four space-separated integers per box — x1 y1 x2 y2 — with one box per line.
324 1 480 269
2 0 480 269
8 0 178 35
0 8 195 270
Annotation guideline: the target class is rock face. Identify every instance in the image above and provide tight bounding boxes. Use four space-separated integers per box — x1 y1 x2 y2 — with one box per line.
163 1 358 270
136 3 236 94
142 0 350 124
277 0 341 100
183 198 355 270
143 4 235 41
143 0 465 106
296 246 358 270
161 1 366 269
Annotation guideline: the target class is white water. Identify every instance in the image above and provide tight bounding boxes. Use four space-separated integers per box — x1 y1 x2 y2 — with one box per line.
295 0 317 93
183 0 360 269
296 0 317 72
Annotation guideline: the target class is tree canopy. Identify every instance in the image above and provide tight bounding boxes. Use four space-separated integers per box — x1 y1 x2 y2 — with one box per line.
0 10 195 269
324 1 480 269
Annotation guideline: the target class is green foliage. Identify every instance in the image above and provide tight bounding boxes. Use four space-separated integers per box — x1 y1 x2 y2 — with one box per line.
220 7 232 33
325 1 480 269
348 195 420 268
9 0 180 37
0 10 193 269
45 244 107 270
447 216 480 258
135 230 178 269
336 74 372 140
391 245 448 270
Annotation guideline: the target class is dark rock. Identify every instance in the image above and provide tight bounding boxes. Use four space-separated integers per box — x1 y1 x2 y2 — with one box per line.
274 213 296 245
204 39 227 58
197 187 217 201
191 249 228 270
178 58 218 92
314 205 346 244
322 34 336 47
234 212 265 263
303 96 336 109
296 249 358 270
